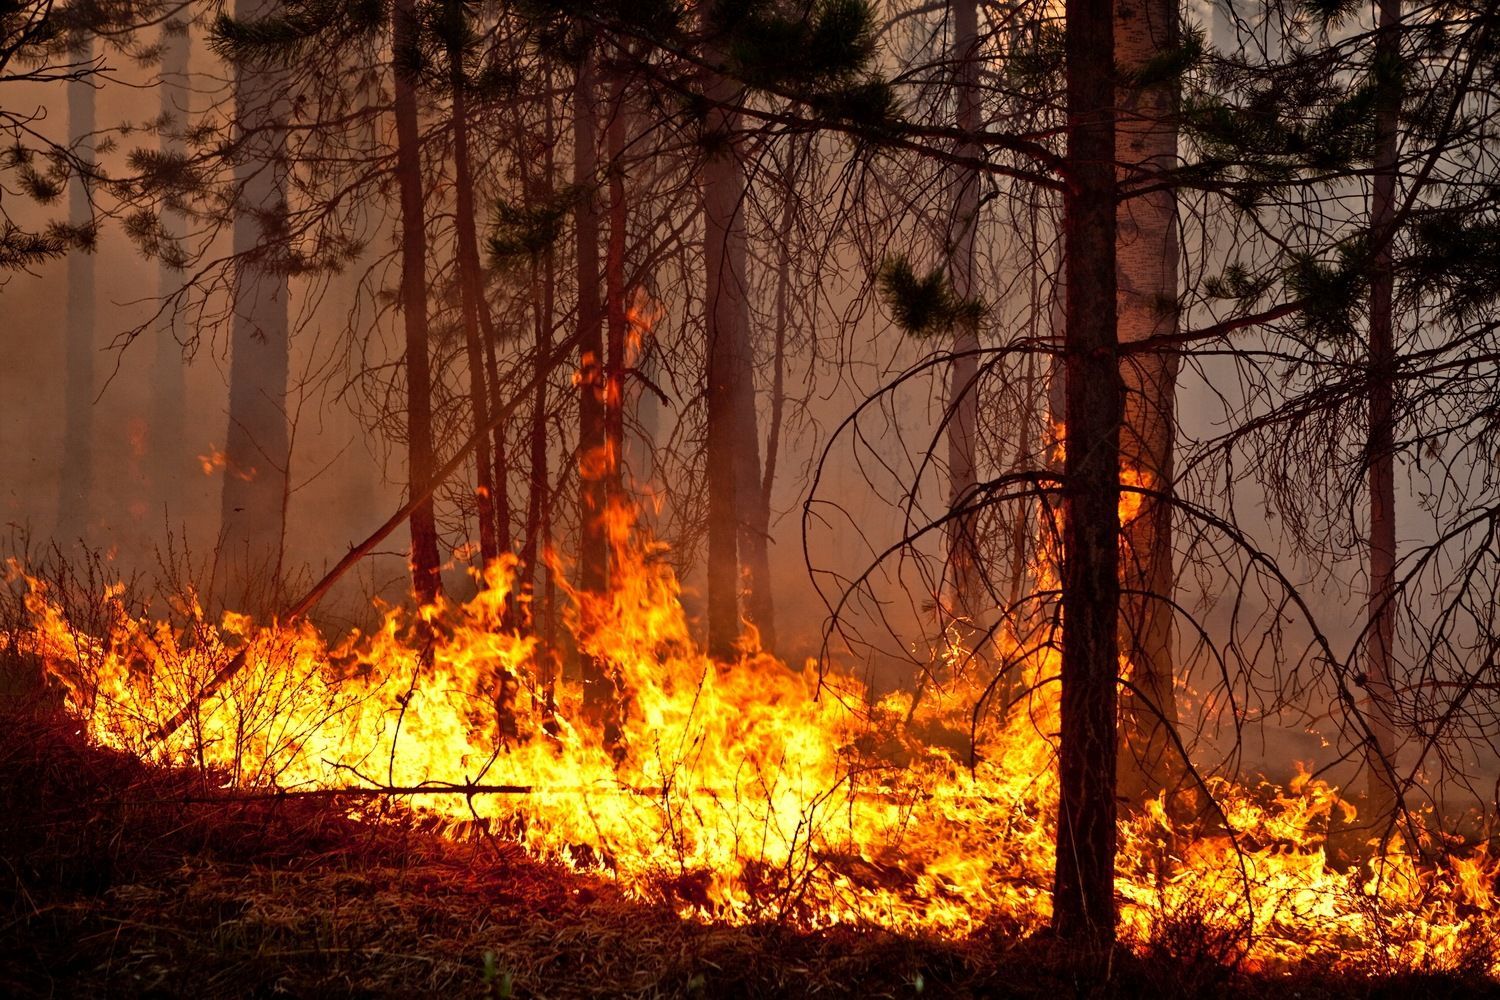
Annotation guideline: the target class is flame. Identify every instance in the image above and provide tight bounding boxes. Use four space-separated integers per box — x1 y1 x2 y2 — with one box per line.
198 445 257 481
11 500 1500 971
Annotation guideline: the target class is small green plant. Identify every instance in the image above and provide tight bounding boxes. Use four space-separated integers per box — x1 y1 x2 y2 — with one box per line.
481 949 514 998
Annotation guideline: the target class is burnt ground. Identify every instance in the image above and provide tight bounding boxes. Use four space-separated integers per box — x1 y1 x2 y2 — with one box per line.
0 708 1496 1000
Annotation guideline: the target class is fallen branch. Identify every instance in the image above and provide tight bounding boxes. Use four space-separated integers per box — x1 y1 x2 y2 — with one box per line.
148 330 585 743
172 783 538 801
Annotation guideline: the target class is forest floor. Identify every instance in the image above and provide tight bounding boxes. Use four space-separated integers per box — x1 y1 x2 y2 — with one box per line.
1 707 1496 1000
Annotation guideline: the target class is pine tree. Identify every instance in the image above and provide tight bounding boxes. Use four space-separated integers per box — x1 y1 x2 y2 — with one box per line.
1053 0 1122 948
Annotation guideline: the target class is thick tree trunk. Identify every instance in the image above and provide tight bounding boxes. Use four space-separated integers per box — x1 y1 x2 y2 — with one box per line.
447 16 499 569
59 39 96 546
1053 0 1121 949
946 0 983 625
1365 0 1402 831
151 22 189 525
1115 0 1182 804
221 0 291 607
393 0 443 604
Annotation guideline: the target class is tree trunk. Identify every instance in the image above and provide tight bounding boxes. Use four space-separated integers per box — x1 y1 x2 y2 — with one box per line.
221 0 292 608
1365 0 1402 831
753 163 796 656
480 313 510 555
521 254 553 594
521 83 557 605
733 262 775 652
604 70 628 518
703 55 749 662
151 21 189 527
58 38 96 546
393 0 443 604
946 0 983 625
447 9 499 569
1052 0 1121 949
574 40 607 599
1114 0 1183 805
573 38 614 725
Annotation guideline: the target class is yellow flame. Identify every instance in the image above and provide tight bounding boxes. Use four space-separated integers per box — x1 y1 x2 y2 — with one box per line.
11 500 1499 970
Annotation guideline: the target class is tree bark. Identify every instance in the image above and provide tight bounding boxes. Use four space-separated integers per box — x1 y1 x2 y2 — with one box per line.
946 0 983 625
394 0 443 604
574 40 607 599
1052 0 1121 949
58 37 96 546
151 21 189 527
752 161 796 656
221 0 292 608
480 313 510 555
447 6 499 569
604 69 628 519
1114 0 1183 805
521 83 557 604
1365 0 1402 831
703 53 749 662
733 239 775 652
573 38 614 724
447 7 501 569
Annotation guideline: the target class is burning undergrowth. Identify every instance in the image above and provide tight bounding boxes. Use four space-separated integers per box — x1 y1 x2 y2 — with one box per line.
5 506 1500 985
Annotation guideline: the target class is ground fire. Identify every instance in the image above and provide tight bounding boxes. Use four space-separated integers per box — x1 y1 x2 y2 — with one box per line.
6 0 1500 995
14 497 1499 975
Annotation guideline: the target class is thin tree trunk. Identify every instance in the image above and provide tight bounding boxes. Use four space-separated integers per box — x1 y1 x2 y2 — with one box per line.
221 0 291 609
1052 0 1121 949
521 253 553 594
703 52 748 662
447 13 501 569
574 40 607 598
1365 0 1402 830
520 80 557 599
733 262 775 652
447 10 499 569
520 76 556 599
530 82 557 619
573 38 613 724
394 0 443 604
604 69 628 517
151 21 189 526
1115 0 1182 804
481 314 511 554
753 164 795 654
946 0 983 624
59 38 96 546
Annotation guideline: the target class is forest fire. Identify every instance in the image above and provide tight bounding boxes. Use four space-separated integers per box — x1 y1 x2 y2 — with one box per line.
14 502 1498 975
8 0 1500 992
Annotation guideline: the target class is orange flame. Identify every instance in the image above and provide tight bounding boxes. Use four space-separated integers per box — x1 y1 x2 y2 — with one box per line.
197 445 257 481
11 499 1499 970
